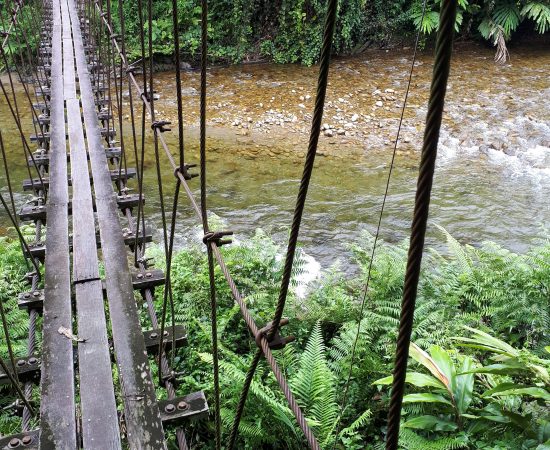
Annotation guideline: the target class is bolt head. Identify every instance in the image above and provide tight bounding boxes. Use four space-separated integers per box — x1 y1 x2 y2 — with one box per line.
164 403 176 413
21 435 33 445
17 359 26 367
33 291 40 297
163 330 169 337
137 273 144 279
177 401 189 411
150 332 158 339
8 437 20 448
145 272 152 278
24 293 31 298
28 357 38 365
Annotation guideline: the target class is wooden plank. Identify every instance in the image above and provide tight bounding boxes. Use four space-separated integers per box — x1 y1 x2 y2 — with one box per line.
67 0 167 448
63 0 122 442
39 0 77 447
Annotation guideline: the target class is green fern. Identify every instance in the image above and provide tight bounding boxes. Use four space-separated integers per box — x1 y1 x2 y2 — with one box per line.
521 2 550 33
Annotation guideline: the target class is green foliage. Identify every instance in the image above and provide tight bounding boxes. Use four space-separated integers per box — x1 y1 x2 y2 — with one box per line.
105 0 549 66
0 228 38 435
375 328 550 449
0 226 548 447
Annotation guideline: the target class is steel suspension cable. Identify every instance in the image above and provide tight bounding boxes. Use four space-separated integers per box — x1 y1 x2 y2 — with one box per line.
194 1 221 448
158 0 185 389
133 0 149 264
227 0 338 447
92 2 318 447
331 1 428 446
386 1 457 448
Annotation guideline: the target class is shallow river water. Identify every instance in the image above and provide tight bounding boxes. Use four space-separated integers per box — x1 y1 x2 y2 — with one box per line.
0 43 548 269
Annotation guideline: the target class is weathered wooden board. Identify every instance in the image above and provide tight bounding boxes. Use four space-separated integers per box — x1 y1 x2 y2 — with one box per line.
39 0 77 447
64 1 121 442
67 0 167 448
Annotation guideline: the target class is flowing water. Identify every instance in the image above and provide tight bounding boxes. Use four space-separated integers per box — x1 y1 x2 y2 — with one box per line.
0 43 549 270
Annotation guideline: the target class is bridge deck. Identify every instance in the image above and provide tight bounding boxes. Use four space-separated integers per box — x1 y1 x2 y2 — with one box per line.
38 0 166 448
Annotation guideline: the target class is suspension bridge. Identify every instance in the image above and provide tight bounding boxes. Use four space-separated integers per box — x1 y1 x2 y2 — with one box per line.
0 0 458 448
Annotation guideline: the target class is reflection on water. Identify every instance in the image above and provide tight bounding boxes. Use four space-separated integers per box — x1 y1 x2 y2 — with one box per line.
0 43 548 268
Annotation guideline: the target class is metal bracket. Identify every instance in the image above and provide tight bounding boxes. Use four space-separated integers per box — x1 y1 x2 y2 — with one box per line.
0 430 39 449
0 355 40 385
255 318 295 350
151 120 171 133
132 269 165 291
159 391 209 426
143 325 187 355
174 164 198 181
18 205 47 223
18 290 44 312
203 230 233 247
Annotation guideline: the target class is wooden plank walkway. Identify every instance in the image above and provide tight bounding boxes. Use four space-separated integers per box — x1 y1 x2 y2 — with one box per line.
61 0 122 446
67 0 167 448
38 0 166 448
39 0 77 446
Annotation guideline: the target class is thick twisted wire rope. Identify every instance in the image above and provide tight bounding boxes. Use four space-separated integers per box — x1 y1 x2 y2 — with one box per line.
1 4 47 142
158 0 187 384
386 1 457 448
196 1 222 447
331 1 428 446
227 1 338 448
0 46 48 197
91 2 317 446
133 0 150 264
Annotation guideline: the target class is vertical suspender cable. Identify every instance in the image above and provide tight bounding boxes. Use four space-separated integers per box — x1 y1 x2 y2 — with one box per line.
385 1 457 448
228 1 338 448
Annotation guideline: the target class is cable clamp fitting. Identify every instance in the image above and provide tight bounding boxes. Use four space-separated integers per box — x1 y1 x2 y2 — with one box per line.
151 120 171 133
174 164 198 181
202 230 233 247
255 318 295 350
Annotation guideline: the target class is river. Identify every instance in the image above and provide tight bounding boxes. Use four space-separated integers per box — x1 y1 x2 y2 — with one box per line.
0 42 548 270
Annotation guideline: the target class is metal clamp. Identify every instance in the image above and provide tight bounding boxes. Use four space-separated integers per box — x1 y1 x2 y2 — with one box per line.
203 230 233 247
174 164 198 181
255 318 295 350
151 120 171 133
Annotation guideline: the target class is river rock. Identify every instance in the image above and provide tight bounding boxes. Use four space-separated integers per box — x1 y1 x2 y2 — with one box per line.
181 87 198 95
180 62 192 70
337 128 345 135
324 129 334 137
351 114 359 122
375 101 384 107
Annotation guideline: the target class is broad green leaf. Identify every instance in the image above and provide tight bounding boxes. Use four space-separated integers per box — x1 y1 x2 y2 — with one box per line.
403 415 458 432
430 345 457 396
482 382 529 397
455 356 474 414
373 372 445 389
402 393 453 406
489 387 550 401
460 361 526 376
409 343 451 392
459 326 517 355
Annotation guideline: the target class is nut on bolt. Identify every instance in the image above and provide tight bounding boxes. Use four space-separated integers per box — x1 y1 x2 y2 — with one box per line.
177 401 189 411
164 403 176 414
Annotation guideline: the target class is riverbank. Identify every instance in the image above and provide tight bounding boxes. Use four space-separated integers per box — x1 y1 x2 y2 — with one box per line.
118 42 549 162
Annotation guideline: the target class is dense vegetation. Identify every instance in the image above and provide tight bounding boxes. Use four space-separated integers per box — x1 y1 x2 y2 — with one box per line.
4 226 548 448
109 0 550 65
